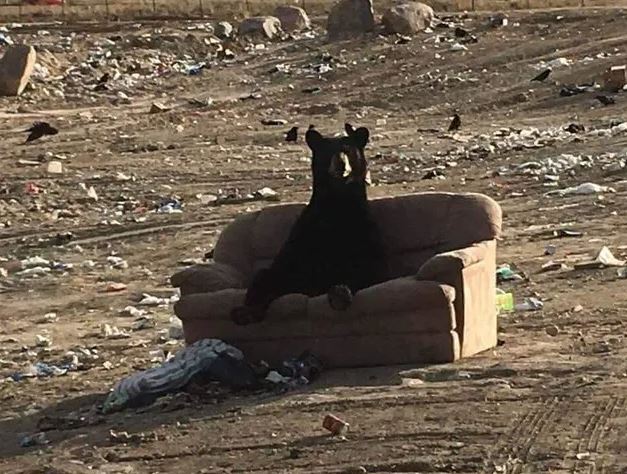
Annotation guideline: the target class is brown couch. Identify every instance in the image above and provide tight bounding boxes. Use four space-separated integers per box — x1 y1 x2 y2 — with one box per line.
171 192 502 368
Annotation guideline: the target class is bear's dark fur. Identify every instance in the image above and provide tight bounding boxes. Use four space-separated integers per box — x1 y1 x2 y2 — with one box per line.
231 124 385 325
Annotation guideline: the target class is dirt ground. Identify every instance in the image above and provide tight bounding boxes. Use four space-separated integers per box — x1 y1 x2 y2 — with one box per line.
1 7 627 474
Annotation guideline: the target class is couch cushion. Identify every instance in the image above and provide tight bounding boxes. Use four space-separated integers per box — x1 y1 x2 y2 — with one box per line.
175 279 456 339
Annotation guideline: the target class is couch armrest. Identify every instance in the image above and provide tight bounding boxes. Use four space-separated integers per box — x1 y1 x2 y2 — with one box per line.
416 240 497 358
416 241 489 282
171 263 246 296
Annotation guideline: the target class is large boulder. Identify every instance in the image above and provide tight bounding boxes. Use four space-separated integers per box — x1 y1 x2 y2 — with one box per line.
0 45 36 96
238 16 282 40
327 0 375 41
382 2 434 35
273 5 311 32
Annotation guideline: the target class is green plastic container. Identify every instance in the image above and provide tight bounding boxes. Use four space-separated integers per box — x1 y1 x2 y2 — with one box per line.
496 292 514 313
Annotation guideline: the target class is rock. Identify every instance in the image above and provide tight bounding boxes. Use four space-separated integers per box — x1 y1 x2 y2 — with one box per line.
382 2 434 35
149 102 169 114
106 282 127 292
215 21 233 39
327 0 375 41
46 160 63 174
0 45 36 96
273 5 311 32
238 16 282 40
546 325 560 337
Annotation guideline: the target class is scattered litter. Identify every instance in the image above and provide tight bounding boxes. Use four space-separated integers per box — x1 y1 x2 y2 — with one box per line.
11 357 79 381
603 65 626 91
132 317 155 331
168 316 184 340
496 291 514 313
260 118 287 126
515 297 543 312
86 186 98 201
489 14 508 27
156 198 183 214
565 123 585 134
265 371 291 384
198 193 218 205
35 334 52 347
323 414 350 436
496 264 524 282
186 62 206 75
255 187 279 200
574 247 625 270
576 452 591 460
120 306 145 317
276 351 323 384
541 261 567 272
546 182 615 197
38 312 58 323
450 42 468 52
109 429 156 444
552 229 583 238
100 323 131 339
302 86 321 94
138 293 176 306
545 57 572 69
20 432 48 448
107 256 129 269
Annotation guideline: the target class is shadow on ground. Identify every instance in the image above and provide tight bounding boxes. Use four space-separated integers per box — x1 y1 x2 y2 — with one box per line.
0 364 413 460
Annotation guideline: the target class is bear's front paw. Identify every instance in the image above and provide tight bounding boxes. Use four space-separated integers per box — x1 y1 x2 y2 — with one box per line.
327 285 353 311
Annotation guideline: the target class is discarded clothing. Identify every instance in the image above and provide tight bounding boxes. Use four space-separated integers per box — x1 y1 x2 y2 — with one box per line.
103 340 324 413
103 339 255 413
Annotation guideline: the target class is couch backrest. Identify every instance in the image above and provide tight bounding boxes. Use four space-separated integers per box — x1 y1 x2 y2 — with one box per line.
214 192 502 280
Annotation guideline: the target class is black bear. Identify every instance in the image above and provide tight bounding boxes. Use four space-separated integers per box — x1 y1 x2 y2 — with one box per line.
231 123 385 325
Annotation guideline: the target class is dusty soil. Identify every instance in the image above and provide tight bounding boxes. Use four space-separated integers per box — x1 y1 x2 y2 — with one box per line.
1 8 627 474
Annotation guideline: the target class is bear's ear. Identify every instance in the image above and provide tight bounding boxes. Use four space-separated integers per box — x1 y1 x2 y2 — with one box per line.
352 126 370 148
305 128 324 151
344 123 355 135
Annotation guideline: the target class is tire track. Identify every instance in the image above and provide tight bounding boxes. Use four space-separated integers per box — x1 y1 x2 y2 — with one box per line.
573 397 626 474
497 397 560 474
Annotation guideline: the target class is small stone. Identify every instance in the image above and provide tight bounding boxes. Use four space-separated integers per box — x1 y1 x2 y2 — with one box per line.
106 282 127 292
573 304 584 313
46 160 63 174
149 102 169 114
546 325 560 337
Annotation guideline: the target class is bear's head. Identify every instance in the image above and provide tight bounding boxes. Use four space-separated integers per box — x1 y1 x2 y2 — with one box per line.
305 123 370 196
